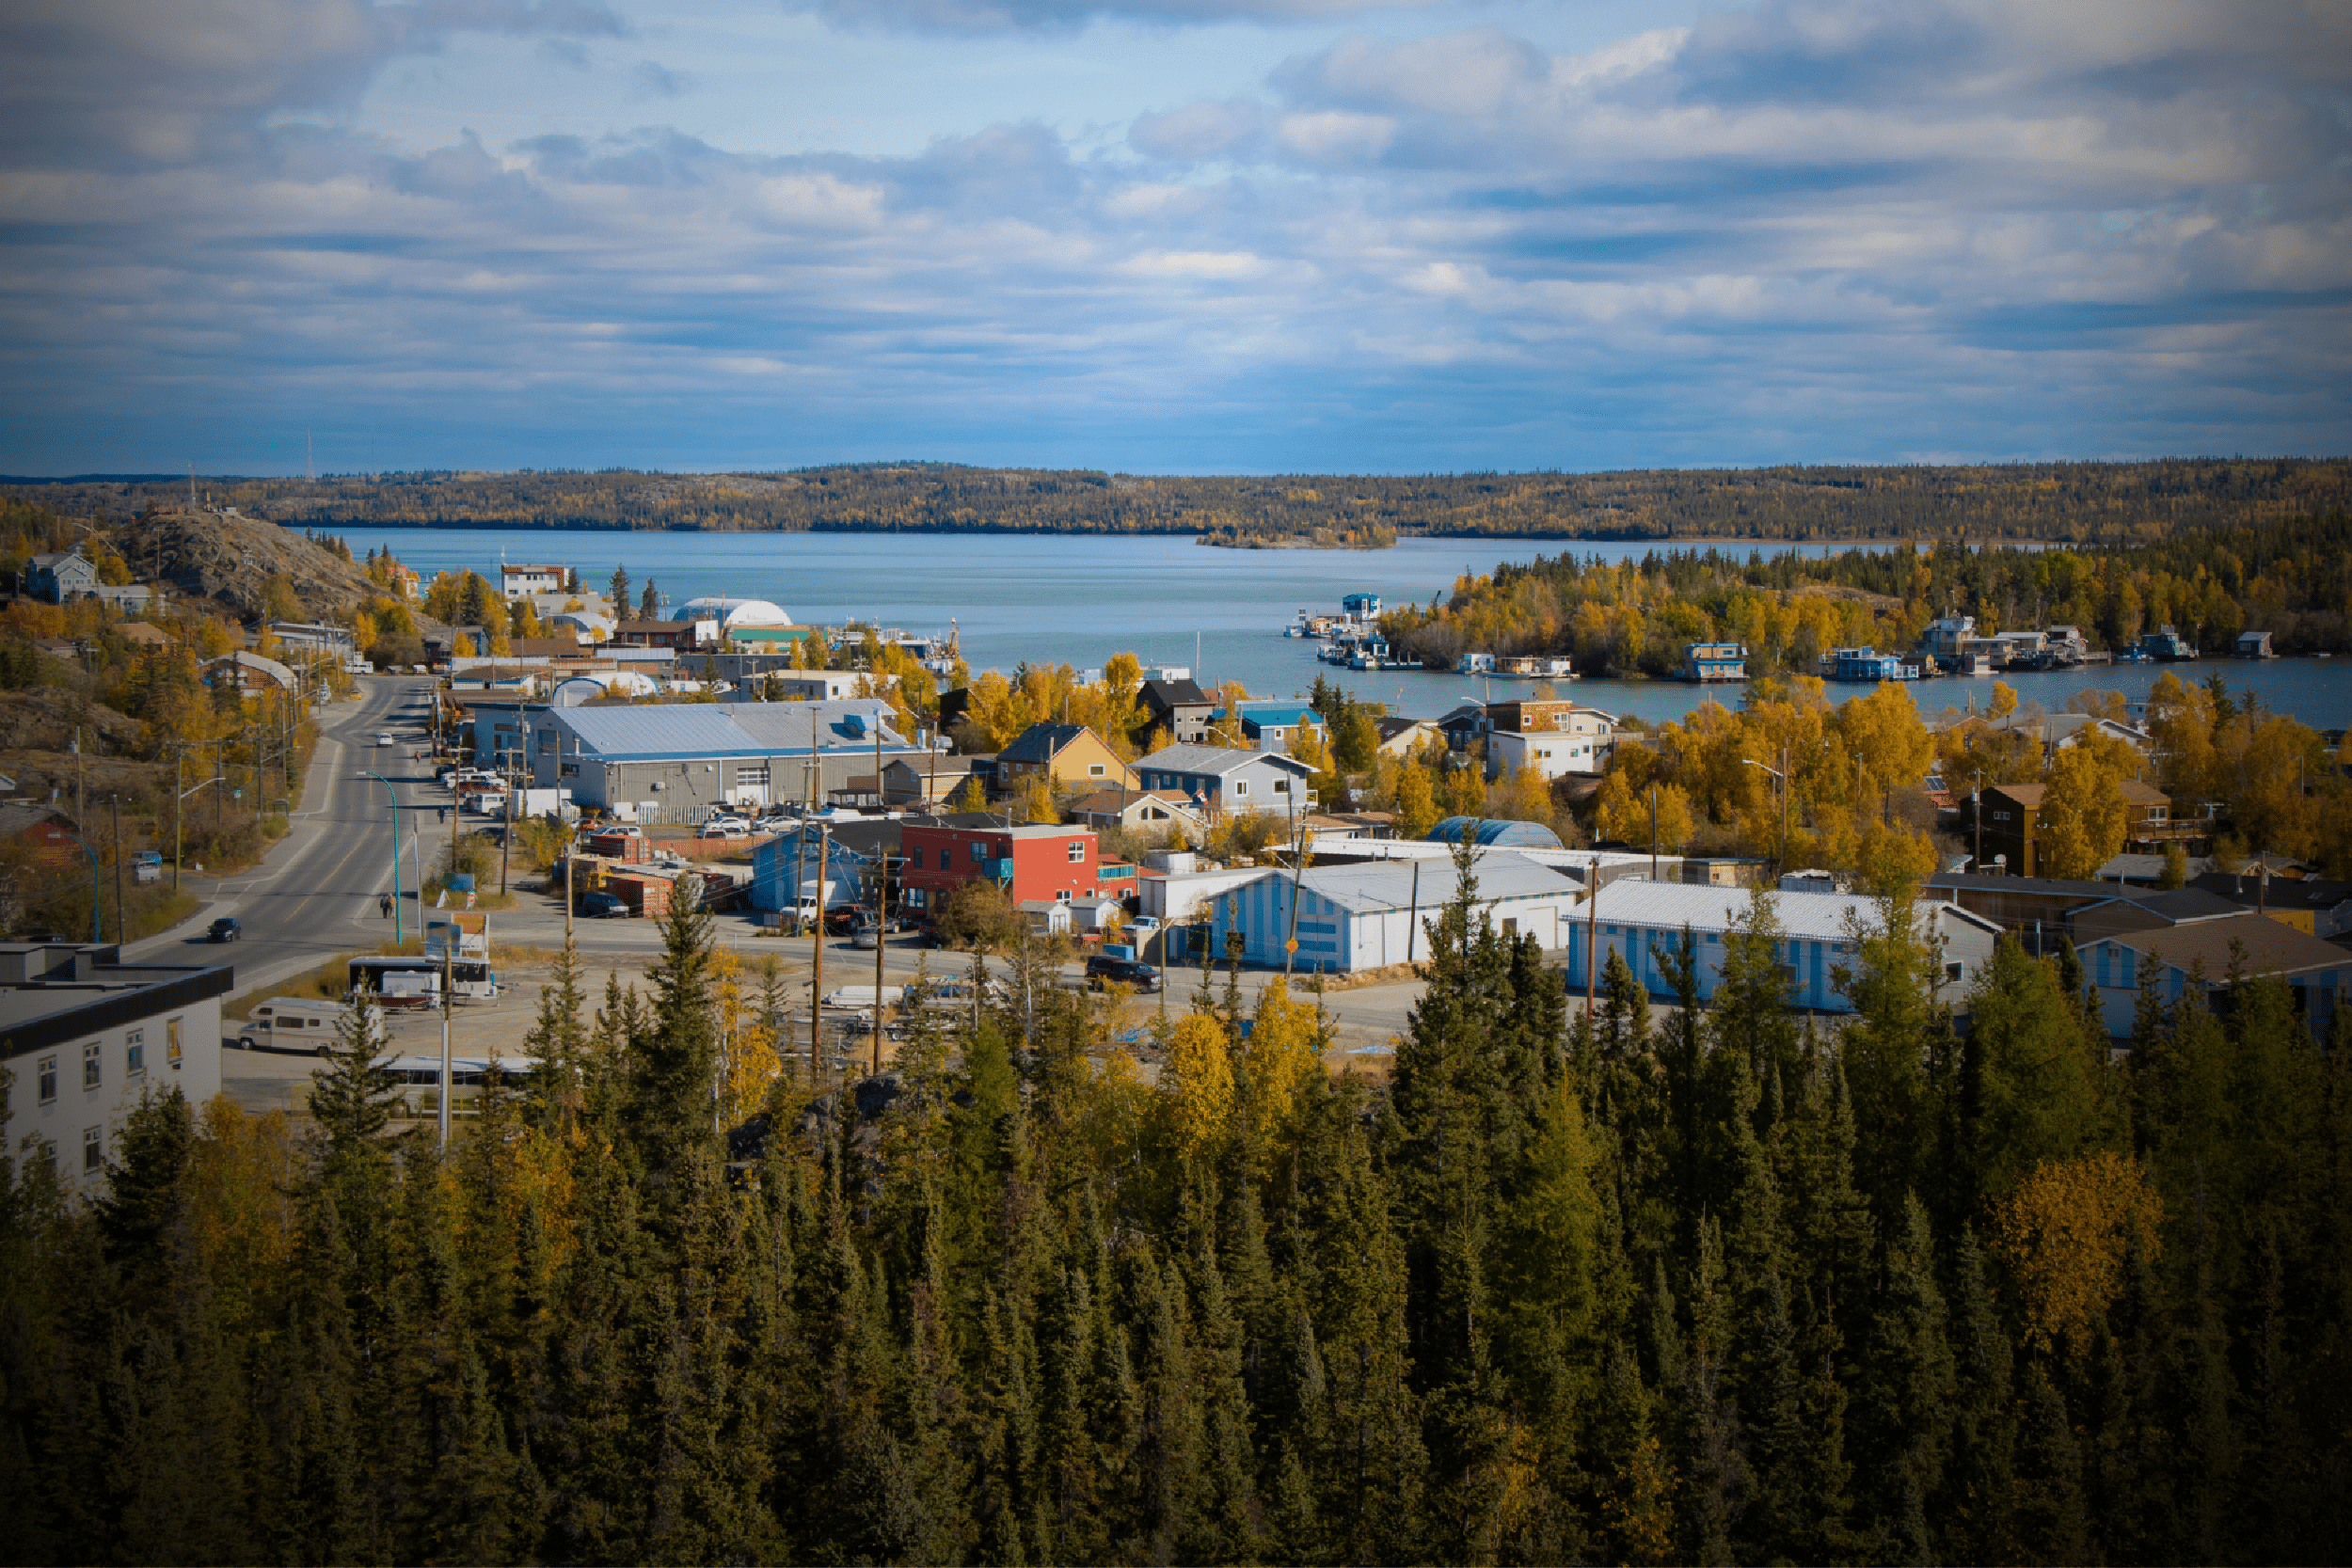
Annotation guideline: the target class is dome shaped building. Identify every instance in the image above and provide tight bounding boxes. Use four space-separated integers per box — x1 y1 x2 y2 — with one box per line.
677 596 792 627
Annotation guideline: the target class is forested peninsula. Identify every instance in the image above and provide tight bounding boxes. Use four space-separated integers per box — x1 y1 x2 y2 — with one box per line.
8 457 2348 544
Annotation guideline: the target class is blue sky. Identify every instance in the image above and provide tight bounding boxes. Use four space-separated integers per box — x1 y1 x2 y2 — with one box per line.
1 0 2345 476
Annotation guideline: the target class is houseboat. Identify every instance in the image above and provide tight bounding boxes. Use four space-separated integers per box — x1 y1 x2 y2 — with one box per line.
1458 652 1497 674
2137 625 2199 662
1822 647 1925 682
2235 630 2276 659
1680 642 1747 682
1497 654 1575 680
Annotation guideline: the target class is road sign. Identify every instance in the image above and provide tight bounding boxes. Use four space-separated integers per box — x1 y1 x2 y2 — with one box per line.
1284 938 1298 953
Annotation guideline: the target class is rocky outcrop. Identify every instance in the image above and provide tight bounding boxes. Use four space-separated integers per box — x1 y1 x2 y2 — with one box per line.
122 509 377 621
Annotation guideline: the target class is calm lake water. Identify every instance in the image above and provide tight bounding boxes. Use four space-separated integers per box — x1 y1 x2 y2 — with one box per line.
374 529 2351 730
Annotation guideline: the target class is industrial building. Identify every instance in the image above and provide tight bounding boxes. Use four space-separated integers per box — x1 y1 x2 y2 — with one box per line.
1204 850 1582 972
1558 880 2003 1012
527 700 930 822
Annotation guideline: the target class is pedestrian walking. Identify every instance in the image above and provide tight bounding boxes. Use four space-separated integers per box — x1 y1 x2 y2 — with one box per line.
379 893 392 919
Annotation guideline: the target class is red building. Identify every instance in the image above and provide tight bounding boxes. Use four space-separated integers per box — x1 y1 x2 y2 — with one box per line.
899 818 1105 917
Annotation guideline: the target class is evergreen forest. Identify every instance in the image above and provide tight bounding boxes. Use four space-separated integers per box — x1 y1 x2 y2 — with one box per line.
6 857 2352 1565
8 457 2350 546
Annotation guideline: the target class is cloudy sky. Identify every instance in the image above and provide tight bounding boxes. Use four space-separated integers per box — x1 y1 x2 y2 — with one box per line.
2 0 2346 475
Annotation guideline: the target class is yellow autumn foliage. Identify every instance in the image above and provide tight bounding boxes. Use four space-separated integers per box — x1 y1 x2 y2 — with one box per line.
1164 1011 1235 1163
1994 1148 2164 1353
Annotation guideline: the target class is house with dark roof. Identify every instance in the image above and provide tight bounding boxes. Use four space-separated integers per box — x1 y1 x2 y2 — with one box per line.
2077 915 2352 1040
996 723 1135 796
2189 871 2352 940
1138 678 1214 745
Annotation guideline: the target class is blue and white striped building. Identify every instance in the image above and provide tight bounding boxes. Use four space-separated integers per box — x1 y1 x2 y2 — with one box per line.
1204 851 1581 972
1559 880 2001 1012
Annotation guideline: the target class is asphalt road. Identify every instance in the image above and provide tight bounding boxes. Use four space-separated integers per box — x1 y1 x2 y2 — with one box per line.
126 674 1428 1056
128 675 443 998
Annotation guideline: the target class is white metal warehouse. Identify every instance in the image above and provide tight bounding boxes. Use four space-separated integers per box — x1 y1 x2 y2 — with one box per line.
1205 851 1580 973
1561 879 2003 1012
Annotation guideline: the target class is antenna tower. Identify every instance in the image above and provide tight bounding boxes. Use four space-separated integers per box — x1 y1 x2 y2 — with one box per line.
306 429 315 482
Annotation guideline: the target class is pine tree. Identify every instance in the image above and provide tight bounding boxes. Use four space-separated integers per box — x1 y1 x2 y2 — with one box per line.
630 895 722 1177
308 993 398 1158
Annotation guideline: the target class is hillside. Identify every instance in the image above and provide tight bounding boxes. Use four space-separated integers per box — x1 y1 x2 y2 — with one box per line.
10 457 2351 546
123 507 378 621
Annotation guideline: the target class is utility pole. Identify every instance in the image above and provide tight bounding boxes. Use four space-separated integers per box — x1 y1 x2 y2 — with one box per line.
1649 784 1659 881
1585 853 1600 1025
437 942 453 1154
1972 768 1985 872
563 730 574 942
810 819 828 1077
110 795 124 943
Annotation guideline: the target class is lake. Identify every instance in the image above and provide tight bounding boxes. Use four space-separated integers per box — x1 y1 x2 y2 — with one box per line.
372 529 2352 730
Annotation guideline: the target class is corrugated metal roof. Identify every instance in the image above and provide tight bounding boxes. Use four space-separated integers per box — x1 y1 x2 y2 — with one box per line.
553 700 913 760
1429 816 1564 848
1584 879 1983 944
1277 849 1578 915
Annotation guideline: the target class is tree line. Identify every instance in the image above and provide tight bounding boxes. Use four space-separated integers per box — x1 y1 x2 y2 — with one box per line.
1384 512 2352 673
7 459 2350 546
7 851 2352 1563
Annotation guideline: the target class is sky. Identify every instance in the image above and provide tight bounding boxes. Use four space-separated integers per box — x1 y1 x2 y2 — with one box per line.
0 0 2346 477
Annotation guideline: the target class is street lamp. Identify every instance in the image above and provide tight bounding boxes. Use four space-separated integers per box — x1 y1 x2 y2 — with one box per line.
175 773 226 888
1741 748 1790 873
358 770 403 944
55 828 102 944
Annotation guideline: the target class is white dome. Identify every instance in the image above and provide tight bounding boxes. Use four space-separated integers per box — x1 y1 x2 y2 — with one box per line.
677 595 791 627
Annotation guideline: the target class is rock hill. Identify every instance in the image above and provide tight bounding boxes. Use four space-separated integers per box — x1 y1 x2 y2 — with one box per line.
124 509 376 621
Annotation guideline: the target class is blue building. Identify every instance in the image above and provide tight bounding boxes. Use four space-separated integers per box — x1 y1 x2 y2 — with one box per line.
1559 880 2001 1013
1426 816 1565 850
1824 646 1924 681
1341 593 1382 619
1681 642 1747 682
752 825 875 912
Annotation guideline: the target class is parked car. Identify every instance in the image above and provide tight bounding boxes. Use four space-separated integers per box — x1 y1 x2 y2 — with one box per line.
1085 955 1159 991
207 916 242 943
851 924 882 950
699 819 749 838
577 891 630 919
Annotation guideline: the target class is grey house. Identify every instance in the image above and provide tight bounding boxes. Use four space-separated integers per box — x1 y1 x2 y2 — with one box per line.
1133 743 1315 821
25 550 98 604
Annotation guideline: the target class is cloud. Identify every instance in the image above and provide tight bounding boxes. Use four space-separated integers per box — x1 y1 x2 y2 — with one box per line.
1129 98 1264 161
783 0 1422 36
0 0 628 169
0 0 2346 473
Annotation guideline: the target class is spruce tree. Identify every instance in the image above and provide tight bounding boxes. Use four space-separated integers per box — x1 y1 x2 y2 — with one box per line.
630 895 723 1176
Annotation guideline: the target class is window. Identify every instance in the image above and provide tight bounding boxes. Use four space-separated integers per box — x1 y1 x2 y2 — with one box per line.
1946 962 1964 982
126 1030 145 1077
970 842 986 864
37 1055 56 1104
1067 841 1087 863
1273 779 1290 793
735 766 771 787
83 1042 101 1091
909 847 924 870
1233 781 1248 797
167 1019 183 1066
1089 763 1105 777
83 1128 102 1173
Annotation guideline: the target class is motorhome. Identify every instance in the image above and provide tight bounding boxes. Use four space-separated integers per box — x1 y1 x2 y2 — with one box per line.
237 997 380 1054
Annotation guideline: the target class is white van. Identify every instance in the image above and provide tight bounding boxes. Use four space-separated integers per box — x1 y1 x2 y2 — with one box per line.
238 998 381 1054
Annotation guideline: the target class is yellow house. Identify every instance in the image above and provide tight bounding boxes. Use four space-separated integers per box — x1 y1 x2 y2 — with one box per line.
996 722 1136 795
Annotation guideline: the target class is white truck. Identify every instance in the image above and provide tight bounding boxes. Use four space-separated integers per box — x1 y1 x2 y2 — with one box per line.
822 983 907 1012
